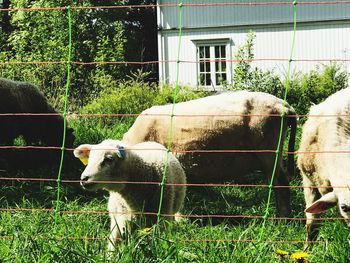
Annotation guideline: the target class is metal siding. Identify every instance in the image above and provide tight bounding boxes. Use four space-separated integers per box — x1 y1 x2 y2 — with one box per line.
159 0 350 29
159 22 350 87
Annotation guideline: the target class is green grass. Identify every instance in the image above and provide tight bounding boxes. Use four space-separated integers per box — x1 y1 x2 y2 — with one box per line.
0 125 348 262
1 166 349 262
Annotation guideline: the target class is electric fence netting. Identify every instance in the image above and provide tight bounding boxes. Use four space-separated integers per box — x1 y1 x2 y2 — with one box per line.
0 1 350 261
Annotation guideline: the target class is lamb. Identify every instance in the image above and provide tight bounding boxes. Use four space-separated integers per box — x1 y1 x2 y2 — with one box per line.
297 88 350 243
74 139 186 250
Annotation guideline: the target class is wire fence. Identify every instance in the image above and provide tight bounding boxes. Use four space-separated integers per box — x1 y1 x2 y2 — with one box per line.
0 0 349 253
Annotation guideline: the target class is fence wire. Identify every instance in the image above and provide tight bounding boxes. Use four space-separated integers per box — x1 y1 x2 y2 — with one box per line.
0 0 349 252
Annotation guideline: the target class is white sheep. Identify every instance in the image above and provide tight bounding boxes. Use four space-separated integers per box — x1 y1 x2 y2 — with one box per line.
123 91 297 216
74 139 186 250
297 88 350 243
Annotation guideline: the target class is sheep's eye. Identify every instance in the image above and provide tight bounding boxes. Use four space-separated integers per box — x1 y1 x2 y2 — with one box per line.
341 204 350 213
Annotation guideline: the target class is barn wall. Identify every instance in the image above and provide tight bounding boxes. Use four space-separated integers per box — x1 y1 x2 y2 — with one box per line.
158 0 350 29
158 20 350 88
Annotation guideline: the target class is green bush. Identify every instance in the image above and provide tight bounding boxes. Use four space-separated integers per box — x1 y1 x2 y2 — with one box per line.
0 0 127 110
287 63 348 117
227 32 349 117
226 31 285 99
71 79 209 145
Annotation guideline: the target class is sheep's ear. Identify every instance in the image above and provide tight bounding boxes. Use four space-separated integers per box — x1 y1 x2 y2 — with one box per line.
116 144 126 159
74 144 92 165
305 192 338 214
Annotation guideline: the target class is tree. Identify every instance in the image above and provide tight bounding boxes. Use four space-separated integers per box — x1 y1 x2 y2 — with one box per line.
0 0 12 50
123 0 158 81
0 0 127 108
0 0 160 108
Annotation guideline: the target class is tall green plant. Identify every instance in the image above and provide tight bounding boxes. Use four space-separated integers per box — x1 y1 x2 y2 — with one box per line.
232 31 256 90
230 31 284 95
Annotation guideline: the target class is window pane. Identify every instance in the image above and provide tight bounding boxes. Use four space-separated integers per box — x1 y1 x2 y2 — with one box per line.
222 73 227 81
199 74 205 85
205 74 211 86
221 46 226 58
222 61 226 71
215 46 219 58
216 61 223 72
205 46 210 58
199 46 204 59
216 74 220 85
200 61 204 72
216 73 227 85
206 62 211 72
216 74 222 85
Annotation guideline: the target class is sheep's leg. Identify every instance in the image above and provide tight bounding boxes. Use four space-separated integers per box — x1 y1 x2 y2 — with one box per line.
303 176 321 248
261 154 291 217
172 170 187 221
108 212 127 251
108 192 132 251
272 164 291 217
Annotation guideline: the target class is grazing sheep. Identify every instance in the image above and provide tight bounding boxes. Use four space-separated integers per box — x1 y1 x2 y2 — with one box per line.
0 78 75 169
123 91 297 216
297 88 350 243
0 78 74 147
74 139 186 250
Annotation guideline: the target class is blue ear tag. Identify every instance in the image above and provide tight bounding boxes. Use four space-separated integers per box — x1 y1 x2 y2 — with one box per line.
117 145 126 159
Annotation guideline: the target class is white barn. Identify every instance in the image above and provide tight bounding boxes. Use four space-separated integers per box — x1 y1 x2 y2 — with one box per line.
157 0 350 90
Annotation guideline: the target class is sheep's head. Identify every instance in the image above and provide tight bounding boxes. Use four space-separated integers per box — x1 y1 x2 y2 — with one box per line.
74 139 127 191
305 190 350 227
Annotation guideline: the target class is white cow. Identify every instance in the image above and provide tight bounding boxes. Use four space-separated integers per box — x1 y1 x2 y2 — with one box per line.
74 139 186 250
297 88 350 242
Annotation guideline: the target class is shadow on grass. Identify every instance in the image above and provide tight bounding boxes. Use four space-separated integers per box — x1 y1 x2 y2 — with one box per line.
183 185 269 226
1 159 306 227
0 153 105 208
182 171 305 227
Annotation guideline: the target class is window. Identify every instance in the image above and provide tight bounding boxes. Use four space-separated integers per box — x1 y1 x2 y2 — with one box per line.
197 43 229 88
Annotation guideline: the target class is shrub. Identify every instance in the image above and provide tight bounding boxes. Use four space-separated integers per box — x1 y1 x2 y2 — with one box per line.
226 31 285 98
0 0 127 110
287 62 348 117
228 32 349 117
71 79 209 145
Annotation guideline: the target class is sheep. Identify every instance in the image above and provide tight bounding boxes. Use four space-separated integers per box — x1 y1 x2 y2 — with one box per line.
74 139 186 250
297 88 350 243
123 91 297 216
0 78 75 170
0 78 74 147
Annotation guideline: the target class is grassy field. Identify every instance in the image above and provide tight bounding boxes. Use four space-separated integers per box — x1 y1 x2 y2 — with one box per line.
1 162 349 263
0 122 349 262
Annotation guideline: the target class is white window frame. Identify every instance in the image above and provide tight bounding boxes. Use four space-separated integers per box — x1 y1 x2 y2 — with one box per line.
192 38 232 90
